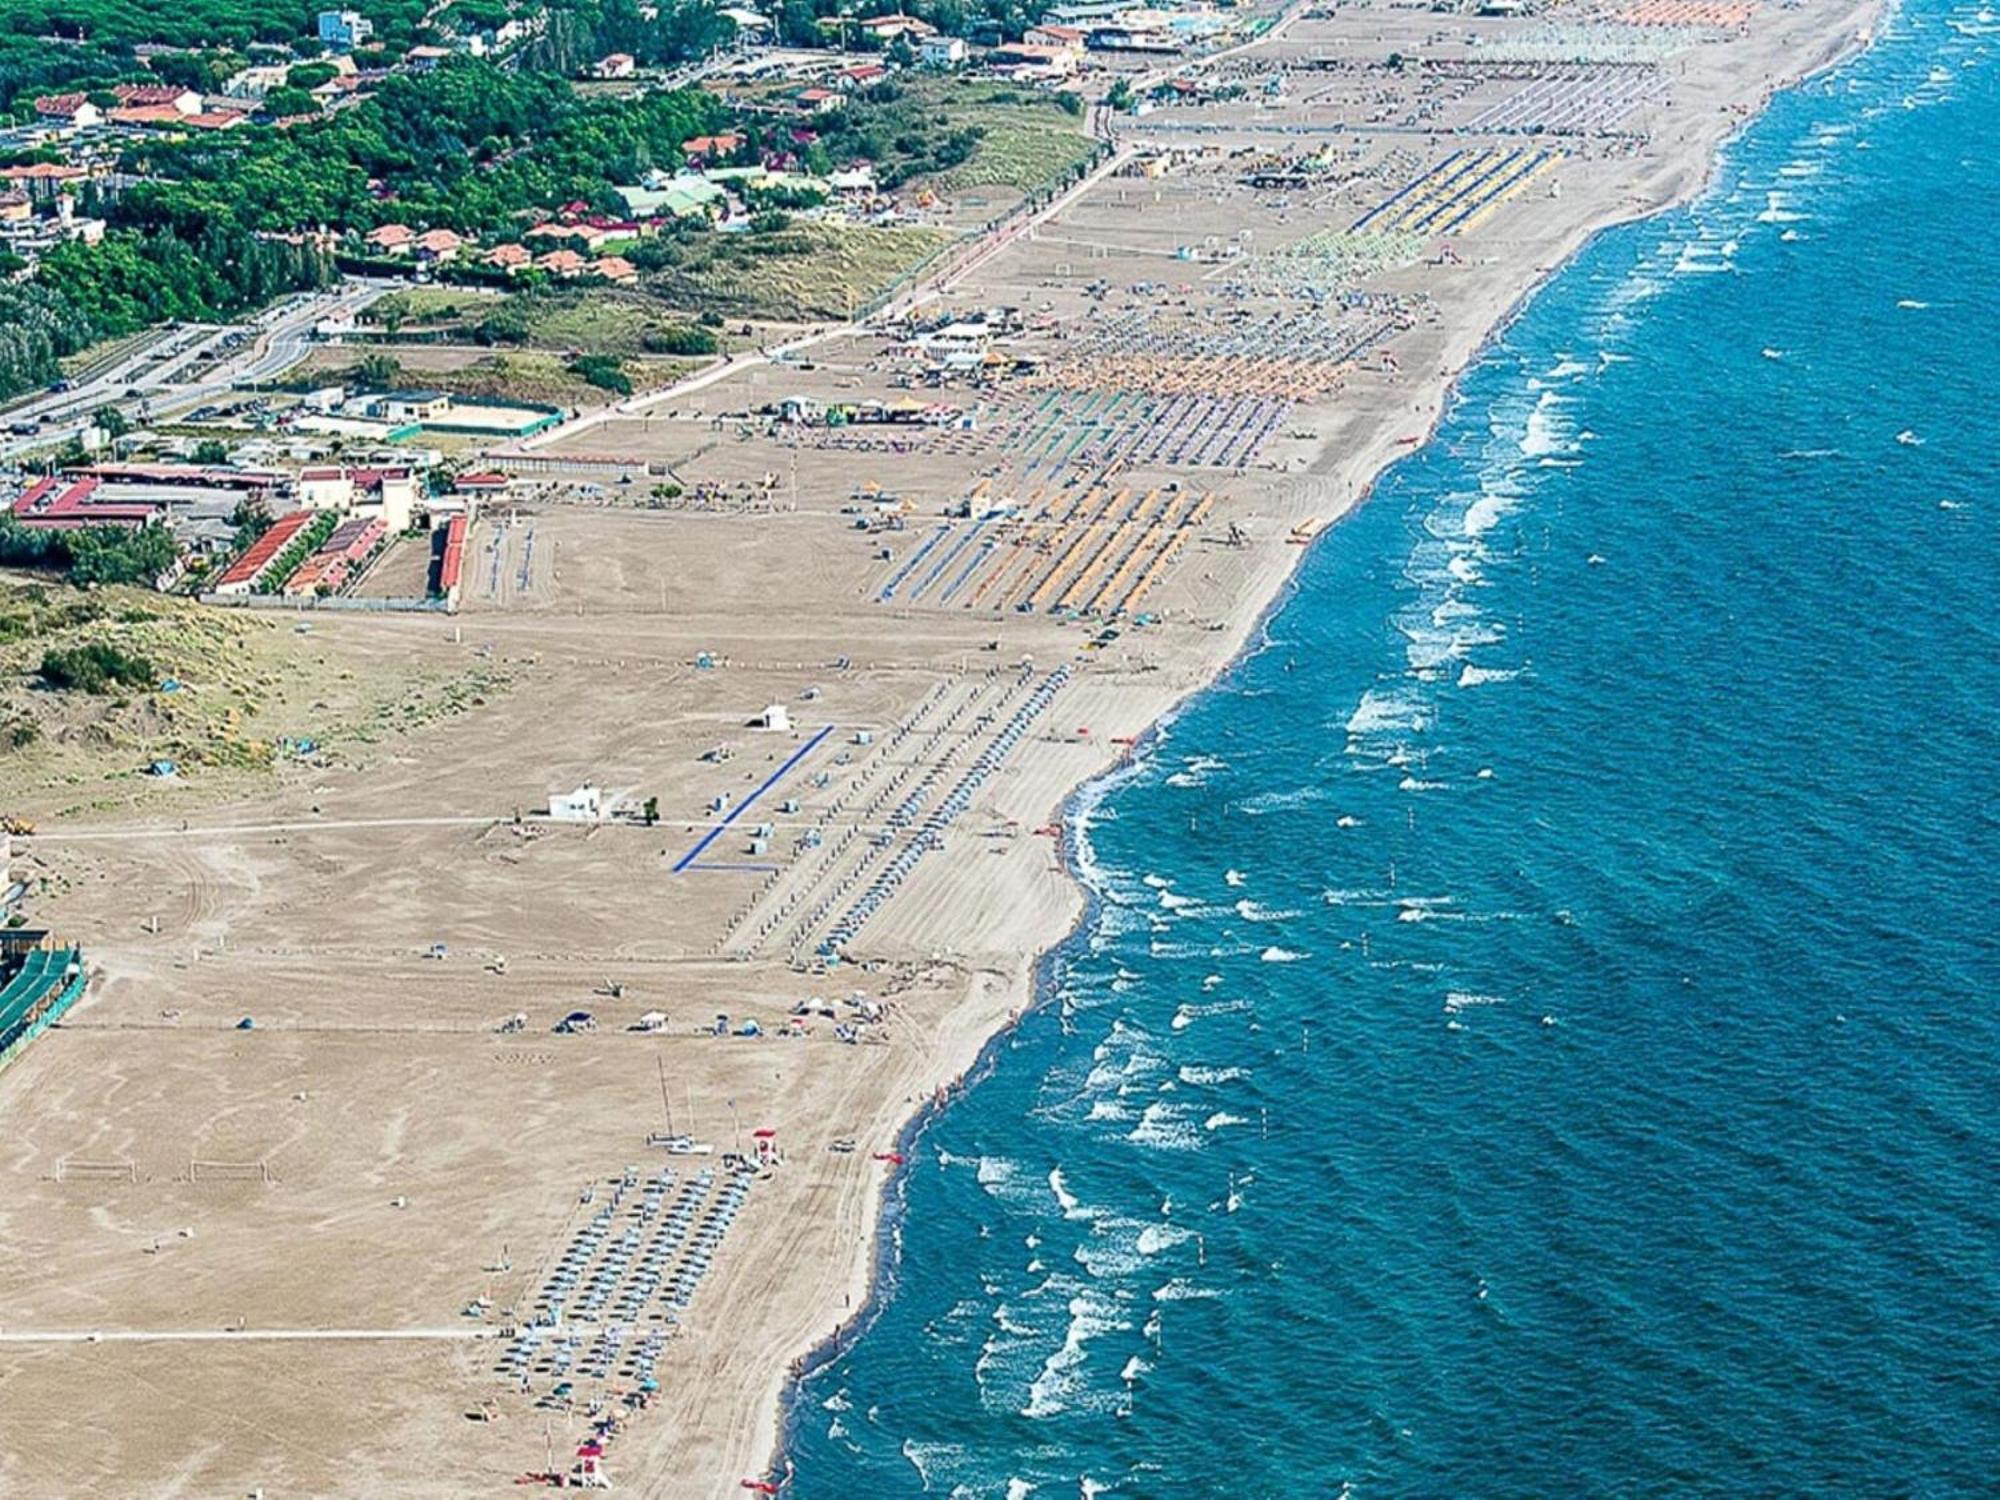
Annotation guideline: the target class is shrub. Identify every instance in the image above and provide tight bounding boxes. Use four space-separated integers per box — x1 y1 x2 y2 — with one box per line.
38 641 155 694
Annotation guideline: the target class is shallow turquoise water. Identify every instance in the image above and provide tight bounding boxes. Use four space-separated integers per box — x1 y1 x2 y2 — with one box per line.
787 4 2000 1493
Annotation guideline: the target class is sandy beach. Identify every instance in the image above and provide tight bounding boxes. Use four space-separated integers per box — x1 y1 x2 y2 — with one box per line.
0 0 1881 1492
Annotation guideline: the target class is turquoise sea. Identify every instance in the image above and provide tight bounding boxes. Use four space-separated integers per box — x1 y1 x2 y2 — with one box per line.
788 2 1999 1492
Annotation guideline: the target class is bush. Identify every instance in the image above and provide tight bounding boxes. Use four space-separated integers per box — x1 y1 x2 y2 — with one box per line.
569 353 631 394
639 325 717 357
38 641 155 694
63 524 179 587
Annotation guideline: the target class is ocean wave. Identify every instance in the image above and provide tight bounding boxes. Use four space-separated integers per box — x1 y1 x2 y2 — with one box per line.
1022 1291 1126 1419
1152 1276 1222 1302
1260 946 1307 962
1172 998 1251 1030
1128 1100 1203 1150
1177 1064 1251 1085
1232 899 1298 922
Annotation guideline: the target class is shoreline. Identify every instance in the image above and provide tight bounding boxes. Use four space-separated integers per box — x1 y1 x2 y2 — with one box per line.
762 3 1887 1487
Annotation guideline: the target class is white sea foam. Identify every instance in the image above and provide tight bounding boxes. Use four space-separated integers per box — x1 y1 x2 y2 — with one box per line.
1129 1100 1203 1151
1322 886 1393 907
1050 1167 1093 1220
1178 1064 1250 1085
1138 1222 1193 1255
1224 868 1246 887
1345 686 1427 738
1444 991 1508 1013
1022 1292 1126 1418
1233 898 1298 922
1152 1276 1222 1301
1458 663 1521 688
1260 946 1306 962
1204 1112 1249 1131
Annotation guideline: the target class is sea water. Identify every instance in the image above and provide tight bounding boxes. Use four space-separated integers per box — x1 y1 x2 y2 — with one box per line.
787 3 1999 1492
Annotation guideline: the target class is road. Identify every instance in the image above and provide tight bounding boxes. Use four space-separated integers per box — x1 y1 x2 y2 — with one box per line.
0 279 392 462
0 1326 496 1344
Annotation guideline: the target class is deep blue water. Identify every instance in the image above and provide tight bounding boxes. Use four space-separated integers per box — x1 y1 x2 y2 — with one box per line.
789 4 2000 1493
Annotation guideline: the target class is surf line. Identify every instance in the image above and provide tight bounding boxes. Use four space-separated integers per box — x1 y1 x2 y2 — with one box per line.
673 723 836 873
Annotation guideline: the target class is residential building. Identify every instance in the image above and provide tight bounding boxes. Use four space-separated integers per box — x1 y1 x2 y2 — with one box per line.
837 62 888 89
484 242 533 274
524 220 609 251
366 223 415 254
0 162 89 200
858 14 935 41
32 94 102 130
590 255 638 285
1024 23 1089 52
223 63 292 99
113 83 203 114
796 87 844 115
534 248 588 278
681 132 745 161
594 52 637 78
318 9 374 48
920 36 968 67
413 227 464 262
989 42 1080 76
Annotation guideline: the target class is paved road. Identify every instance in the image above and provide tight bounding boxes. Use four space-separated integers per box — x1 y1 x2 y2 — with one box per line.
0 279 392 462
0 1326 497 1344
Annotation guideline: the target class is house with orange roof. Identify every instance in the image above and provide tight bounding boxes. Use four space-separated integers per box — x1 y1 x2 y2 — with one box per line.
525 220 609 251
367 223 415 254
484 242 533 274
114 83 203 114
682 132 745 161
590 255 638 284
534 248 588 277
33 94 102 129
1 163 90 200
414 227 464 262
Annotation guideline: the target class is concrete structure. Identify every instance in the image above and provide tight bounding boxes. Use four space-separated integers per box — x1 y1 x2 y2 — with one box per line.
297 466 420 533
377 391 453 425
920 36 968 67
549 785 605 822
318 9 374 48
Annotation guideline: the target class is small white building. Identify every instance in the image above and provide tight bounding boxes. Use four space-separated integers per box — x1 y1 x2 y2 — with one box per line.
920 36 968 67
750 704 793 732
549 784 604 821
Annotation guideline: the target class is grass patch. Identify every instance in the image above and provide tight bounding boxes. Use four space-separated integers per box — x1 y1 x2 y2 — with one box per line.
928 87 1097 193
644 223 952 321
0 582 510 817
298 348 700 408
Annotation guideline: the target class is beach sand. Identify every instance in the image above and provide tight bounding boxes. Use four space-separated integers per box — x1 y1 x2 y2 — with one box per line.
0 0 1879 1492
